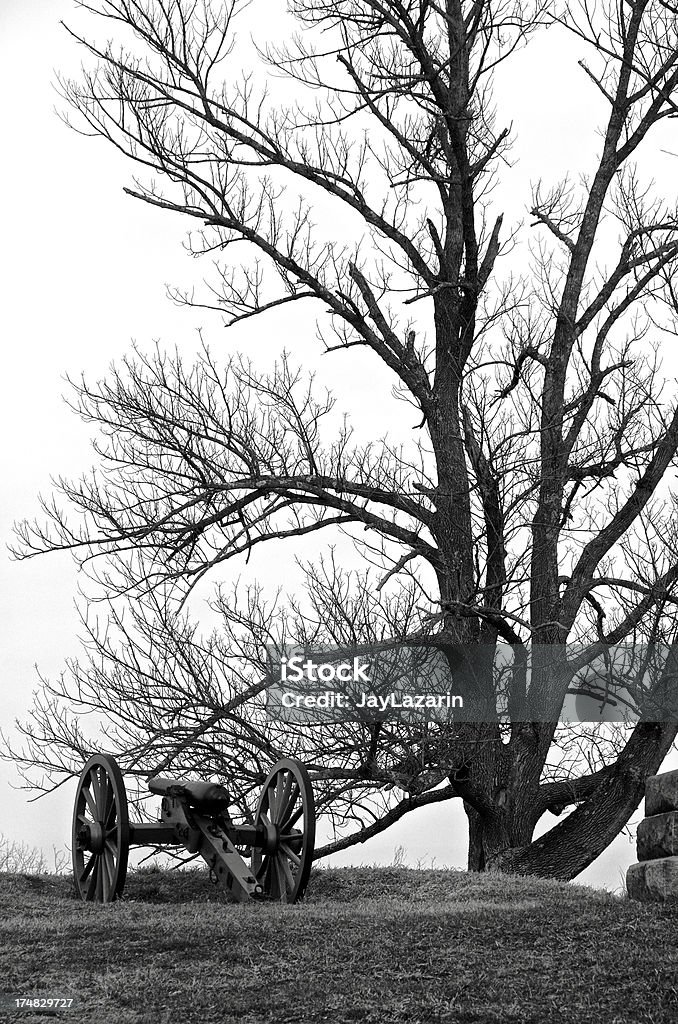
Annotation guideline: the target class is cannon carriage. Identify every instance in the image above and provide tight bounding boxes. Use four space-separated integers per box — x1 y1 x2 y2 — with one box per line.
72 754 315 904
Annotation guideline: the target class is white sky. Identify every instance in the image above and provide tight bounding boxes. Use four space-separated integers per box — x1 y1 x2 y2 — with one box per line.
1 0 677 887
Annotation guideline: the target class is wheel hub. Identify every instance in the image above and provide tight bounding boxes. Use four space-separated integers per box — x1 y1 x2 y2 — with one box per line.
76 821 105 853
261 818 279 853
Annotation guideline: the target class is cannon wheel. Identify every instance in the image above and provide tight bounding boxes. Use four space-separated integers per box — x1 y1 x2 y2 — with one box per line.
251 758 315 903
72 754 130 902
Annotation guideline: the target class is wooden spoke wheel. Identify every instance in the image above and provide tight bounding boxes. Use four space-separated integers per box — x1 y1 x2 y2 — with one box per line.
251 758 315 903
72 754 129 902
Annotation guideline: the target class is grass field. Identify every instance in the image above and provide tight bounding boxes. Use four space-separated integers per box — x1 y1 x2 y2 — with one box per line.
1 866 677 1024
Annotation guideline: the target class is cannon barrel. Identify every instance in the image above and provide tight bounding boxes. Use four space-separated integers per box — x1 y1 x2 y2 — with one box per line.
148 776 230 813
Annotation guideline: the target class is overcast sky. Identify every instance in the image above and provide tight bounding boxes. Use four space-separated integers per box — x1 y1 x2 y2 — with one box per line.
1 0 677 886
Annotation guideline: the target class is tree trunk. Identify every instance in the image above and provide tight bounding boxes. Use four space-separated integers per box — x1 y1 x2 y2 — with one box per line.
464 721 678 879
465 798 538 873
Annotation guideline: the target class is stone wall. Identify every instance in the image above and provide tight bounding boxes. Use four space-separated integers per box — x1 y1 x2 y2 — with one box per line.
626 769 678 902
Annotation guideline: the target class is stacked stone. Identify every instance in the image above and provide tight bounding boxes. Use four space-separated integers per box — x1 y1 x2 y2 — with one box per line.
626 769 678 901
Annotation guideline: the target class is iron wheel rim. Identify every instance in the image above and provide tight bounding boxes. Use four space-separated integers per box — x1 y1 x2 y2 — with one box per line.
251 757 315 903
72 754 129 902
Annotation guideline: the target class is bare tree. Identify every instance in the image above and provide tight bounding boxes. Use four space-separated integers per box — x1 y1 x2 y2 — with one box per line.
8 0 678 876
0 833 68 875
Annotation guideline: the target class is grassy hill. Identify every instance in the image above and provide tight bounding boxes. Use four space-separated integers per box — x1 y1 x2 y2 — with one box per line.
1 867 677 1023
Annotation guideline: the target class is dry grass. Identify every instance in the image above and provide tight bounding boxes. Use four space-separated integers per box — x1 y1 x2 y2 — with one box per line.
1 866 677 1023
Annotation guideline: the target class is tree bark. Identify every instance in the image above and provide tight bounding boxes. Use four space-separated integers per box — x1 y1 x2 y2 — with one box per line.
465 721 678 879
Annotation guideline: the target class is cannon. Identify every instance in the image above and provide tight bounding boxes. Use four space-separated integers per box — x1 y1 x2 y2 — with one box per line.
71 754 315 904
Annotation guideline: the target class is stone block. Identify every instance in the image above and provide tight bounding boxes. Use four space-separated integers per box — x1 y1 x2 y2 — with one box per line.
626 856 678 901
637 811 678 861
645 770 678 816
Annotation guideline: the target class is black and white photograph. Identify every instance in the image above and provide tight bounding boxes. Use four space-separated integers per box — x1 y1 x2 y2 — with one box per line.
2 1 678 1021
